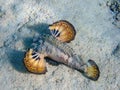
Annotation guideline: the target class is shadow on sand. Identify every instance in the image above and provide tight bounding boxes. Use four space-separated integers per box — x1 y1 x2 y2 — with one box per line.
7 23 59 73
7 48 28 73
27 23 50 35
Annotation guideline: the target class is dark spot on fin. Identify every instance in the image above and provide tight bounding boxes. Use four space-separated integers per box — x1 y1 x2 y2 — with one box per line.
32 54 38 59
32 52 37 55
36 57 40 60
53 29 56 35
55 30 59 35
55 31 60 37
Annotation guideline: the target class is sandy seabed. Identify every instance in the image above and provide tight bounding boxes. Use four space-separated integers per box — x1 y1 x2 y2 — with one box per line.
0 0 120 90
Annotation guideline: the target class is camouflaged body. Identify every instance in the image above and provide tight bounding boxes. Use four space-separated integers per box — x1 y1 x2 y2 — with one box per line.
22 33 100 81
31 34 85 71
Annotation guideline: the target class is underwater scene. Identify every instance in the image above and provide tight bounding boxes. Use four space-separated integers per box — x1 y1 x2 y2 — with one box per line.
0 0 120 90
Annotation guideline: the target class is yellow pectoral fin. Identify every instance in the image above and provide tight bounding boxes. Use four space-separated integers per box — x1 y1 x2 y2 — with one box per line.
37 58 47 73
49 20 76 43
24 49 47 74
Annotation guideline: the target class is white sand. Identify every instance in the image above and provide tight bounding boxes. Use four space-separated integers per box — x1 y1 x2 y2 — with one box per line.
0 0 120 90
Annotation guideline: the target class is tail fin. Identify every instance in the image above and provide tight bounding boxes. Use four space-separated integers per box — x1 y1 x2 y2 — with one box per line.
83 59 100 81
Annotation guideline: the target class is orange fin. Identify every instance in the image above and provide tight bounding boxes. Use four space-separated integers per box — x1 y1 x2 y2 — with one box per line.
24 49 47 74
49 20 76 43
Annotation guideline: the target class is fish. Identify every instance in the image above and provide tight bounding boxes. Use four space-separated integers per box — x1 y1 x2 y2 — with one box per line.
24 34 100 81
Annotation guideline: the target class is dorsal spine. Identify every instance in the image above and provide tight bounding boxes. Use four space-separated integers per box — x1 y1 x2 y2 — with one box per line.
43 35 76 57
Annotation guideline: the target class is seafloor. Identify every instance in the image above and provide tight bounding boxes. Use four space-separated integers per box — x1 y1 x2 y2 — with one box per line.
0 0 120 90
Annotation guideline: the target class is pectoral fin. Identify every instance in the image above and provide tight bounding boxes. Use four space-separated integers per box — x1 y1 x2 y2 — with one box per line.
24 49 47 74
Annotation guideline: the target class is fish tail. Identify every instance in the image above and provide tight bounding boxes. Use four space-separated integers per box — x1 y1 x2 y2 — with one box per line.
82 59 100 81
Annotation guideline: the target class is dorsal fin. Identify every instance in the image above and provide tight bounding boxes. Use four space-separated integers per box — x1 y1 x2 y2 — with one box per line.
43 34 76 56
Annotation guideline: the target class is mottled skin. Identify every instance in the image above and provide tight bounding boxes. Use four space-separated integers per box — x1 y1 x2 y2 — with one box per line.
24 20 100 81
40 37 85 70
24 35 100 81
